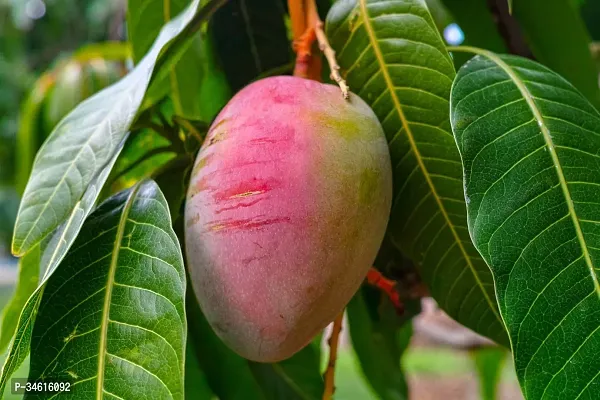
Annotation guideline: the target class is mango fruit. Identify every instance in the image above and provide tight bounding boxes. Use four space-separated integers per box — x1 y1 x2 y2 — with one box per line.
185 76 392 362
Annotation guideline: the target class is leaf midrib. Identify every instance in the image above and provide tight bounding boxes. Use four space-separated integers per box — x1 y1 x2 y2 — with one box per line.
453 46 600 300
96 184 140 399
357 0 502 323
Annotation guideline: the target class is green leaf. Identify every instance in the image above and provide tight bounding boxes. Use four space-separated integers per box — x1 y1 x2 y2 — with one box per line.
326 0 508 345
347 287 412 400
127 0 229 120
450 48 600 399
250 349 323 399
0 145 123 396
12 0 220 257
26 180 186 399
248 343 323 400
185 341 215 399
512 0 600 109
209 0 291 91
0 246 39 353
471 347 507 400
15 42 130 195
127 0 189 64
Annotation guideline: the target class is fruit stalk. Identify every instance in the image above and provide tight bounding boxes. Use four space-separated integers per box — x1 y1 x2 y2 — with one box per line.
322 312 343 400
314 21 349 99
288 0 349 97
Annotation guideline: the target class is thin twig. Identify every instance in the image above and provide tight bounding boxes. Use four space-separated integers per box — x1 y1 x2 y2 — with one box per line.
322 313 343 400
314 21 349 99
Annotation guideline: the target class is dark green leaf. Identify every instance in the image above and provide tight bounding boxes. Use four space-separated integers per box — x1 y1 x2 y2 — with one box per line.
326 0 508 345
0 188 19 251
185 341 215 399
347 287 412 400
12 0 219 258
27 180 186 399
513 0 600 109
209 0 291 91
450 48 600 399
249 342 323 400
127 0 190 63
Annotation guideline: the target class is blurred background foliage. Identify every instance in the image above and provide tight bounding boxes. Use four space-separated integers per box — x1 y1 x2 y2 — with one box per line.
0 0 125 250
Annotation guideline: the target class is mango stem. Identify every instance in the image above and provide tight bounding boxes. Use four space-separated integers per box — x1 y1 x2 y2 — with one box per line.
314 21 349 99
322 312 343 400
367 267 404 315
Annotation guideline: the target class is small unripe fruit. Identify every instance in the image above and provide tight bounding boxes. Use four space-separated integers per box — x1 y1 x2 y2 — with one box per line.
185 76 392 362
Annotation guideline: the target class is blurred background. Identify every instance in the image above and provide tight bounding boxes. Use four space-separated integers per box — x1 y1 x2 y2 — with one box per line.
2 0 600 399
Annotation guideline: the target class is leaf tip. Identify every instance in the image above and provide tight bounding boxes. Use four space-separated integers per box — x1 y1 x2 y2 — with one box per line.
10 237 23 257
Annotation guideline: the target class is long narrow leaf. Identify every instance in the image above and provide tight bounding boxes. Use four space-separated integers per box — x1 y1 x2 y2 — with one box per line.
27 180 186 399
451 48 600 399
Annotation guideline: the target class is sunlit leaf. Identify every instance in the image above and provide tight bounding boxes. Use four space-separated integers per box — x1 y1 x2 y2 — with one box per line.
326 0 508 345
12 0 221 257
451 48 600 399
